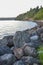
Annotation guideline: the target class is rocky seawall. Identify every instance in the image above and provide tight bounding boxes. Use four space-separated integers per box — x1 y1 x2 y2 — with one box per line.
0 26 43 65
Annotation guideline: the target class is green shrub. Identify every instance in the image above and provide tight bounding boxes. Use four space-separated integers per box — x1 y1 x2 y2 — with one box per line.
38 46 43 65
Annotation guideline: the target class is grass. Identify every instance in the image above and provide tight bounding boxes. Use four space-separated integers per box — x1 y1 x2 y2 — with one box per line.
38 46 43 65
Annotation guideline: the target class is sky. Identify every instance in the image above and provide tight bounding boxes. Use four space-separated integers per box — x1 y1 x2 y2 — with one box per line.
0 0 43 17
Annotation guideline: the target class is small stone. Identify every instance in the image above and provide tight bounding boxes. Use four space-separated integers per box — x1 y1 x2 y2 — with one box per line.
11 46 14 51
30 35 39 41
33 63 39 65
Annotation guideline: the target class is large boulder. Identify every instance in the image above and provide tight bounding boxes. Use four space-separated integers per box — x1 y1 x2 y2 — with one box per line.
0 35 14 47
22 56 40 65
4 35 14 47
13 31 30 48
0 54 16 65
23 45 37 57
0 37 8 46
0 45 12 56
13 48 24 59
13 60 24 65
21 30 30 43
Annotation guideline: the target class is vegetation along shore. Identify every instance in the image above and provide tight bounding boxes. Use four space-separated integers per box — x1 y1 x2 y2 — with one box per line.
15 6 43 21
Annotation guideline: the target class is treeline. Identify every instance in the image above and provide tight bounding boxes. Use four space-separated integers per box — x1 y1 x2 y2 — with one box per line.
0 17 15 20
15 6 43 20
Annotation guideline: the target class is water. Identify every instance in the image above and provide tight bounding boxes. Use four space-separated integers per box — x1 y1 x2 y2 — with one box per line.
0 20 37 39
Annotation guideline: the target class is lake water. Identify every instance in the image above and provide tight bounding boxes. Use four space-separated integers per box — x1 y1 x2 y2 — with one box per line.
0 20 37 39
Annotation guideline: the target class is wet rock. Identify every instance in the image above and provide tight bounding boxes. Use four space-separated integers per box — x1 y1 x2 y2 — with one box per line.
13 31 30 48
11 46 14 51
40 33 43 42
30 35 39 41
22 56 40 65
36 27 43 35
4 35 14 47
13 31 23 48
21 30 30 43
0 35 14 47
23 45 37 57
0 37 8 46
30 31 37 36
0 45 12 56
33 63 39 65
27 41 40 48
13 48 24 59
0 54 16 65
13 60 24 65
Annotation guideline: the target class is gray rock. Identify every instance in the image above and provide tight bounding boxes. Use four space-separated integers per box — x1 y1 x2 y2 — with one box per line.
0 37 8 46
13 48 24 59
27 41 40 48
22 56 40 65
0 45 12 56
13 60 24 65
0 35 14 47
36 27 43 35
4 35 14 47
11 46 14 51
30 31 37 36
40 33 43 42
30 35 39 41
23 45 37 57
0 54 16 65
33 63 39 65
21 30 30 43
13 31 30 48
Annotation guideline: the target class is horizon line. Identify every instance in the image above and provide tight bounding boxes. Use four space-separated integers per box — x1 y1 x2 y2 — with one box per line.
0 17 15 20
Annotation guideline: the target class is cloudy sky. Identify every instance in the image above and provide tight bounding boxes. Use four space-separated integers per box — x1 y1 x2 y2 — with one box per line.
0 0 43 17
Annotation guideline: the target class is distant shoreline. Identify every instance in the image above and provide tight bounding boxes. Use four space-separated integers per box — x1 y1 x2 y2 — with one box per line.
0 17 15 20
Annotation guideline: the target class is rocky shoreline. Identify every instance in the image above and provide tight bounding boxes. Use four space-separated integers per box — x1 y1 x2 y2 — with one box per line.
0 24 43 65
33 20 43 27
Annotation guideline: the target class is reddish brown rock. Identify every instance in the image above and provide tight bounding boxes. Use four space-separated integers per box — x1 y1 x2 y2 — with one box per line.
13 48 24 59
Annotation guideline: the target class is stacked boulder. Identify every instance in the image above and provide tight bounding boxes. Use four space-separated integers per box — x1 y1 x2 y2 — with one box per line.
0 27 43 65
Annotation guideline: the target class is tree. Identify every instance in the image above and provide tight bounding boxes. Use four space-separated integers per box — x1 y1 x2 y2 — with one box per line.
40 5 43 9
